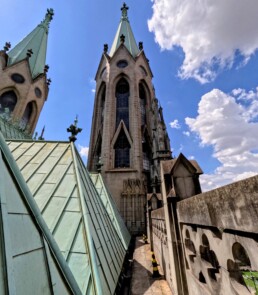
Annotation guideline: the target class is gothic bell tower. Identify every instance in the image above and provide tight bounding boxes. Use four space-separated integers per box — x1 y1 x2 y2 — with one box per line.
88 3 171 234
0 9 53 139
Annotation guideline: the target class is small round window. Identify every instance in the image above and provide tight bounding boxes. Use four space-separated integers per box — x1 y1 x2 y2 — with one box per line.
11 73 25 83
117 60 128 68
35 87 42 98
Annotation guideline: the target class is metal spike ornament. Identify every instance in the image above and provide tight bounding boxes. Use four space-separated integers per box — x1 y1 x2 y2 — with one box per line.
67 116 82 142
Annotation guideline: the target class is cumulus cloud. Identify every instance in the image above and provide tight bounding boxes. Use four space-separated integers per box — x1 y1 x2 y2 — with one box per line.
78 145 89 158
148 0 258 83
185 88 258 191
169 119 181 129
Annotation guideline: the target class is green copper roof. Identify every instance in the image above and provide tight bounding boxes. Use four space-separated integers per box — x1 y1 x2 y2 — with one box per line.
0 116 32 140
90 173 131 249
7 8 53 79
0 132 81 294
8 140 128 295
109 3 140 58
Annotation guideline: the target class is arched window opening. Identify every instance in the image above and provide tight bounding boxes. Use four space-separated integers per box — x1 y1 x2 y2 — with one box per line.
0 91 17 117
232 243 251 268
114 129 130 168
93 135 102 171
227 259 246 286
200 234 220 281
142 134 151 171
184 229 196 263
139 83 147 126
116 78 129 130
200 234 213 263
20 101 33 130
100 85 106 124
199 272 206 284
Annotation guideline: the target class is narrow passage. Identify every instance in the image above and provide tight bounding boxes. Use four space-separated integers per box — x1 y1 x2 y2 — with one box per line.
130 236 173 295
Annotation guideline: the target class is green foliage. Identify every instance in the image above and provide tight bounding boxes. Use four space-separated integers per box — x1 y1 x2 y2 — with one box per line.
242 271 258 294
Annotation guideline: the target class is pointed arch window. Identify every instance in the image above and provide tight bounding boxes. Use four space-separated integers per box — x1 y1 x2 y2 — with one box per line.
116 78 129 130
139 83 147 126
114 129 130 168
100 85 106 124
0 91 17 117
20 101 34 130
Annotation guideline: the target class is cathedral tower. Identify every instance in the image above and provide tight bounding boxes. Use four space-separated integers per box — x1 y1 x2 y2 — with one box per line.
0 9 53 138
88 4 171 234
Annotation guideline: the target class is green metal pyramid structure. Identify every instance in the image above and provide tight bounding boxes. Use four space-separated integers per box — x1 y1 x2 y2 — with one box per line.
109 3 140 58
0 132 81 294
7 9 53 79
7 139 131 295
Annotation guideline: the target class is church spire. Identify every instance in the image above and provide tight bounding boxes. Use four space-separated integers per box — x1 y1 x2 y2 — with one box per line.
7 8 54 79
109 3 140 58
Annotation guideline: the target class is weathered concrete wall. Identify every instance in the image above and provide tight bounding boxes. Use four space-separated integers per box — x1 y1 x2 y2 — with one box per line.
177 175 258 295
151 207 173 292
177 175 258 233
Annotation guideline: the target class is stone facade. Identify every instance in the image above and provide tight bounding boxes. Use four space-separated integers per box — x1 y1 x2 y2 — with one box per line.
87 13 171 234
148 154 258 295
0 52 49 134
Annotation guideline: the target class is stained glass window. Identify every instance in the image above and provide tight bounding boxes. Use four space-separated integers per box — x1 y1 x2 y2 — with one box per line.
0 91 17 116
116 78 129 130
139 84 146 125
114 129 130 168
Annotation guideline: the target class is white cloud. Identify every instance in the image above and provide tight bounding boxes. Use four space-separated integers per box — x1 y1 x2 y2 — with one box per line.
78 145 89 158
169 119 181 129
91 89 96 93
148 0 258 83
185 88 258 191
183 131 190 137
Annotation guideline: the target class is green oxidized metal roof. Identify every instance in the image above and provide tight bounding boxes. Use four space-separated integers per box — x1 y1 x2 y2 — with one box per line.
7 8 53 79
7 140 129 295
0 116 32 140
0 132 81 294
109 3 140 58
90 173 131 249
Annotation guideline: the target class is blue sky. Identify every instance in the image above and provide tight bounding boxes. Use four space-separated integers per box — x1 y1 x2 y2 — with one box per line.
1 0 258 191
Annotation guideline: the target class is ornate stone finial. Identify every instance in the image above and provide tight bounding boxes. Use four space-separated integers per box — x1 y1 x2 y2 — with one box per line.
40 8 54 30
3 42 11 52
103 44 108 53
38 126 45 140
121 3 129 19
96 157 103 172
139 42 143 50
45 8 54 22
67 115 82 142
120 34 125 43
47 78 52 86
27 49 33 58
44 64 49 73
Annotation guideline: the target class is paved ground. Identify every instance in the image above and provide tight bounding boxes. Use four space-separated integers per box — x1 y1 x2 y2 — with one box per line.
130 237 173 295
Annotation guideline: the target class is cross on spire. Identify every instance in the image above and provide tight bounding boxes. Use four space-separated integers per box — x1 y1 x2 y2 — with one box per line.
121 3 129 19
67 116 82 142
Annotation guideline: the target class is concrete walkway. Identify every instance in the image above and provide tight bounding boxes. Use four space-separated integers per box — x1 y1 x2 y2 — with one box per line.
130 237 172 295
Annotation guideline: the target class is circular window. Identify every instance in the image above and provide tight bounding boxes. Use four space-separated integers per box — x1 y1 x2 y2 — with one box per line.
117 60 128 68
35 87 42 98
11 73 25 83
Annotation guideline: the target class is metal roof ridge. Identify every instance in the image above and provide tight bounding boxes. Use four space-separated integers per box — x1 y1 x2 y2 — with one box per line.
93 173 131 249
0 132 82 294
70 142 102 295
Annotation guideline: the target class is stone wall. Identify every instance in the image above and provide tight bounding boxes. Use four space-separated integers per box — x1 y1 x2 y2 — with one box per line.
151 207 173 291
177 175 258 295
